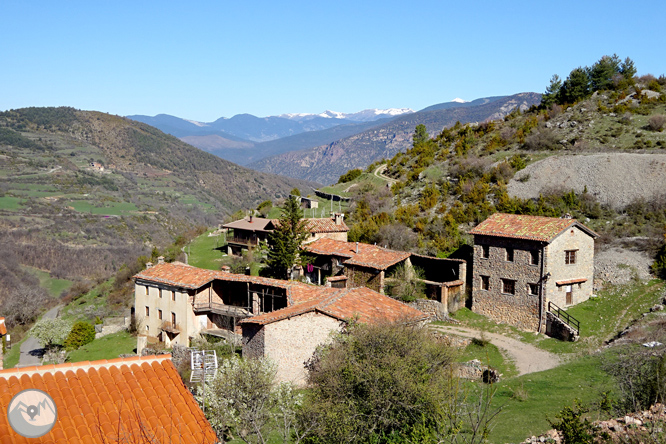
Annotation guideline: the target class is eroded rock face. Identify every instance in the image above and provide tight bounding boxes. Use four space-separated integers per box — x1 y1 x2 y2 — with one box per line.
523 404 666 444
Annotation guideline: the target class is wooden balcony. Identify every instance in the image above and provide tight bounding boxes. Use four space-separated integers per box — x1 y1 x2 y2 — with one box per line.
193 301 252 319
160 321 182 335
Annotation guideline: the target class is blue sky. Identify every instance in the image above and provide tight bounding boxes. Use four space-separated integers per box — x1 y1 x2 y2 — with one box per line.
2 1 665 121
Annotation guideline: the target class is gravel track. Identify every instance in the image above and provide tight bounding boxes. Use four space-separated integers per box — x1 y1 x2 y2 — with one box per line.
432 325 561 375
508 153 666 209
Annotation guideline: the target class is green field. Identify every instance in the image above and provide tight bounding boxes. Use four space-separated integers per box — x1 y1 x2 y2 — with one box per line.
23 266 73 297
0 196 26 210
188 230 226 270
67 330 136 362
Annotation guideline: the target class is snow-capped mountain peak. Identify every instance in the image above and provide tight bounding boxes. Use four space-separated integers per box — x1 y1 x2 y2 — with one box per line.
451 98 467 103
278 108 414 122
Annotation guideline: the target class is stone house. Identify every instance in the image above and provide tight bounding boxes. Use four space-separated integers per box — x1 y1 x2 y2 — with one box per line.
222 214 349 256
303 238 466 308
469 213 598 332
241 286 428 384
0 354 217 443
133 261 334 354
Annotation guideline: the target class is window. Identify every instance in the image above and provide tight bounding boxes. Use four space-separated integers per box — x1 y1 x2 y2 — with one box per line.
158 309 163 320
145 286 149 295
481 245 490 259
530 250 539 265
171 312 177 325
159 289 163 298
146 325 149 332
501 279 516 295
481 275 490 291
528 283 540 296
145 306 150 316
506 248 514 262
565 250 577 265
172 291 176 301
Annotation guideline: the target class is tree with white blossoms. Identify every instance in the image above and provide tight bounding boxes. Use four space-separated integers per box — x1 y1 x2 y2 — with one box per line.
31 318 72 351
196 355 305 444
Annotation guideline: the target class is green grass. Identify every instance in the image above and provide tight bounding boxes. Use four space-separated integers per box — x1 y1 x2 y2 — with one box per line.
23 266 73 297
59 282 110 323
67 330 136 362
188 230 226 270
488 353 613 443
0 196 25 210
447 280 665 356
3 336 27 369
458 340 518 379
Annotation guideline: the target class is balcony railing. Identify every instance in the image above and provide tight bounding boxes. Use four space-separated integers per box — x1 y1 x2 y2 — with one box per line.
226 236 261 246
160 321 182 334
193 301 252 318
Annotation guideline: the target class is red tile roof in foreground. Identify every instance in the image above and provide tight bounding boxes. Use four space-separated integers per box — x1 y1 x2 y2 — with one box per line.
241 286 428 326
304 238 411 270
0 317 6 336
469 213 599 242
0 355 217 444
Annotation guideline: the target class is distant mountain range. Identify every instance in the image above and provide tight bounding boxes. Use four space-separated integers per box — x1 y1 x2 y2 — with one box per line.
129 94 541 184
248 93 542 184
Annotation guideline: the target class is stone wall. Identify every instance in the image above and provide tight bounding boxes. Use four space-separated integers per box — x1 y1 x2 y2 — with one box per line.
408 299 447 320
262 312 342 384
241 323 265 359
472 235 544 331
545 311 579 341
346 266 383 293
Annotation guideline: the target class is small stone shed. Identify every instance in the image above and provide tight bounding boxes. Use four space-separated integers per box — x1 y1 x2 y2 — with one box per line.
469 213 598 332
240 286 428 384
302 238 412 292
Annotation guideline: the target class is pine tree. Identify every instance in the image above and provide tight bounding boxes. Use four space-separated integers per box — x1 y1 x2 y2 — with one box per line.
266 196 309 279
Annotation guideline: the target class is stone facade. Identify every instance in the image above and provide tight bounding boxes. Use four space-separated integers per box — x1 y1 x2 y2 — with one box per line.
472 224 595 332
243 312 342 384
345 265 384 293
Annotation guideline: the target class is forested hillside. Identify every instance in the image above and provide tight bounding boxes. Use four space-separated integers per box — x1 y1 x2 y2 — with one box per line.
0 107 316 325
338 56 666 275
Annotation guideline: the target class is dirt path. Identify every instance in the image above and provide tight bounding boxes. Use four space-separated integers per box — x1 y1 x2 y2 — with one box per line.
432 325 561 376
18 305 61 368
374 164 397 185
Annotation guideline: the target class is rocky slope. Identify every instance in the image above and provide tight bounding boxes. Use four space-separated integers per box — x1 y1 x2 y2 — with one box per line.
249 93 542 184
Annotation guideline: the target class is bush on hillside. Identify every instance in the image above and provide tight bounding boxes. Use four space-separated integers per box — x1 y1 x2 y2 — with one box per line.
648 115 666 132
338 168 362 184
64 321 96 351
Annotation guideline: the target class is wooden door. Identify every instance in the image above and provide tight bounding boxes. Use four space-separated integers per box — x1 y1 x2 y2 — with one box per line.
565 285 573 305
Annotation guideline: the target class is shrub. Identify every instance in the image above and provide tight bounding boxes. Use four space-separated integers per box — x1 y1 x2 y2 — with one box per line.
64 321 96 351
338 168 362 184
648 115 666 132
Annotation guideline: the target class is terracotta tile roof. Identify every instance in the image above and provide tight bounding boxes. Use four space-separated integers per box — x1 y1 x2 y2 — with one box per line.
241 286 427 326
0 317 6 336
303 238 411 270
0 355 217 444
134 262 217 289
301 218 349 233
469 213 599 242
222 216 275 232
134 262 328 306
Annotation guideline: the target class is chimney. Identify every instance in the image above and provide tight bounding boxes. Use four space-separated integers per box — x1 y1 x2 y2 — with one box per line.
157 256 165 265
145 262 153 269
333 213 344 225
221 265 231 273
249 215 253 223
355 242 359 254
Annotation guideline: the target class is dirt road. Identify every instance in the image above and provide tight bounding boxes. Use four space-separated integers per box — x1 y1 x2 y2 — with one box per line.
432 325 561 376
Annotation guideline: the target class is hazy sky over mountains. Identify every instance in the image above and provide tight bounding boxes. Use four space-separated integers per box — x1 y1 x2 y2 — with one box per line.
2 0 665 121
